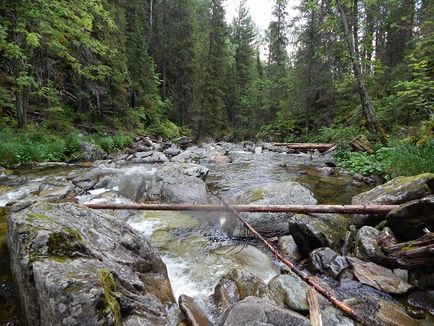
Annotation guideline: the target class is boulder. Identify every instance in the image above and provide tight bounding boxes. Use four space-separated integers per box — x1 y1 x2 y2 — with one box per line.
130 151 168 164
179 295 211 326
386 196 434 241
171 147 208 163
289 213 350 255
67 171 99 191
36 178 75 202
348 258 413 294
268 274 308 312
254 147 262 154
223 181 317 238
354 226 390 266
309 247 349 278
7 202 174 326
277 235 302 261
79 141 103 162
213 278 240 311
163 147 181 157
212 155 231 165
215 296 310 326
351 173 434 225
118 163 209 204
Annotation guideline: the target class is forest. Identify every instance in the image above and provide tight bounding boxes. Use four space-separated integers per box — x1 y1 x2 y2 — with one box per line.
0 0 433 177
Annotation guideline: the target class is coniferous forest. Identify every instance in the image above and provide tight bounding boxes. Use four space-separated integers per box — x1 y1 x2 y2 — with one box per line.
0 0 433 177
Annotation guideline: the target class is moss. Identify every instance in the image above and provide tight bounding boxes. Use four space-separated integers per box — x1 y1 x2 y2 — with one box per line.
26 212 55 223
98 269 121 325
47 227 84 258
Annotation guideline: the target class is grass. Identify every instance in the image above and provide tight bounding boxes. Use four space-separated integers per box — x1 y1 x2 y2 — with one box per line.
0 126 133 168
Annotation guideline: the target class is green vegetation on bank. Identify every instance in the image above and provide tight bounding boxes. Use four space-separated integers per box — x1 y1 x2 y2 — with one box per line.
0 0 433 177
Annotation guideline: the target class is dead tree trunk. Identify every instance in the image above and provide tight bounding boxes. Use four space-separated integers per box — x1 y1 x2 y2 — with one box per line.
336 0 388 145
379 230 434 269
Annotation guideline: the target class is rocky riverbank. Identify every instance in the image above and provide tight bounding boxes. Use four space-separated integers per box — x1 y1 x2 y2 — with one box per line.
1 139 433 325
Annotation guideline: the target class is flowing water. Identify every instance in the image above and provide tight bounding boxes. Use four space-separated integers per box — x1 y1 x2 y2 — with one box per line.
0 148 403 324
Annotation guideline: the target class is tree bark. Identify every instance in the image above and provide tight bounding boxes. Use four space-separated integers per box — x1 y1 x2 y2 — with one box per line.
307 286 323 326
85 203 398 214
336 0 388 144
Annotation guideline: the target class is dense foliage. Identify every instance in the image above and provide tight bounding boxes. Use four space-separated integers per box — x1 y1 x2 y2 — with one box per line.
0 0 432 175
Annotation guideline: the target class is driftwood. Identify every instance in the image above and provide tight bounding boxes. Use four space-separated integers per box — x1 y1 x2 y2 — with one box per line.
307 286 323 326
273 143 335 151
211 194 362 323
84 203 398 214
379 230 434 269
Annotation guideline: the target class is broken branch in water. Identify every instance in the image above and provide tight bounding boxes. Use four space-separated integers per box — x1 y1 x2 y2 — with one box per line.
210 193 362 323
84 203 397 214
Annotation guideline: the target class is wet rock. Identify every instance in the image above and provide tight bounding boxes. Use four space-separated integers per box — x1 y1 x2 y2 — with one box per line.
354 226 390 266
36 178 75 202
348 258 413 294
212 246 276 282
68 171 99 191
377 300 419 326
409 271 434 290
224 181 317 238
213 278 240 311
386 196 434 241
215 296 309 326
0 174 27 188
289 213 350 255
309 247 349 278
118 169 155 202
7 202 174 326
319 166 335 176
268 274 308 312
179 295 211 326
242 141 255 152
407 291 434 316
322 306 355 326
351 173 434 225
79 141 103 162
93 175 116 190
130 151 168 164
254 147 262 154
277 235 302 261
164 147 181 157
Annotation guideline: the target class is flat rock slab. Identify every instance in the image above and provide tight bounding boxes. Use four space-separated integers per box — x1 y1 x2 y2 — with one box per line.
8 202 174 326
348 258 413 294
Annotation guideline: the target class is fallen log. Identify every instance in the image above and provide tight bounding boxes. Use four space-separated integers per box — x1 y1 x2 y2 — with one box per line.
272 143 335 151
84 203 398 214
212 193 362 323
379 229 434 269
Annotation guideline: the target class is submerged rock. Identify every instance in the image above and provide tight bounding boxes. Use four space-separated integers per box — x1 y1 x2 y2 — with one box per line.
348 258 413 294
8 202 174 326
223 181 317 238
351 173 434 225
215 296 310 326
268 274 309 312
289 213 350 255
179 295 212 326
386 196 434 241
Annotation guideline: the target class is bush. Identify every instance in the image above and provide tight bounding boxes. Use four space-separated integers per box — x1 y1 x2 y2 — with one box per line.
336 141 434 179
147 120 180 140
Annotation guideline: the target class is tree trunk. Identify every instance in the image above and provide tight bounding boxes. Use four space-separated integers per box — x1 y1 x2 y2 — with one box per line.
16 87 28 129
336 0 388 145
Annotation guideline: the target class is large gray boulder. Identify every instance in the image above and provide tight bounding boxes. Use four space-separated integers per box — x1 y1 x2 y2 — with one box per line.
351 173 434 225
289 213 350 255
386 196 434 241
118 163 209 204
7 202 174 326
79 141 103 162
223 181 317 238
215 296 310 326
309 247 349 278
